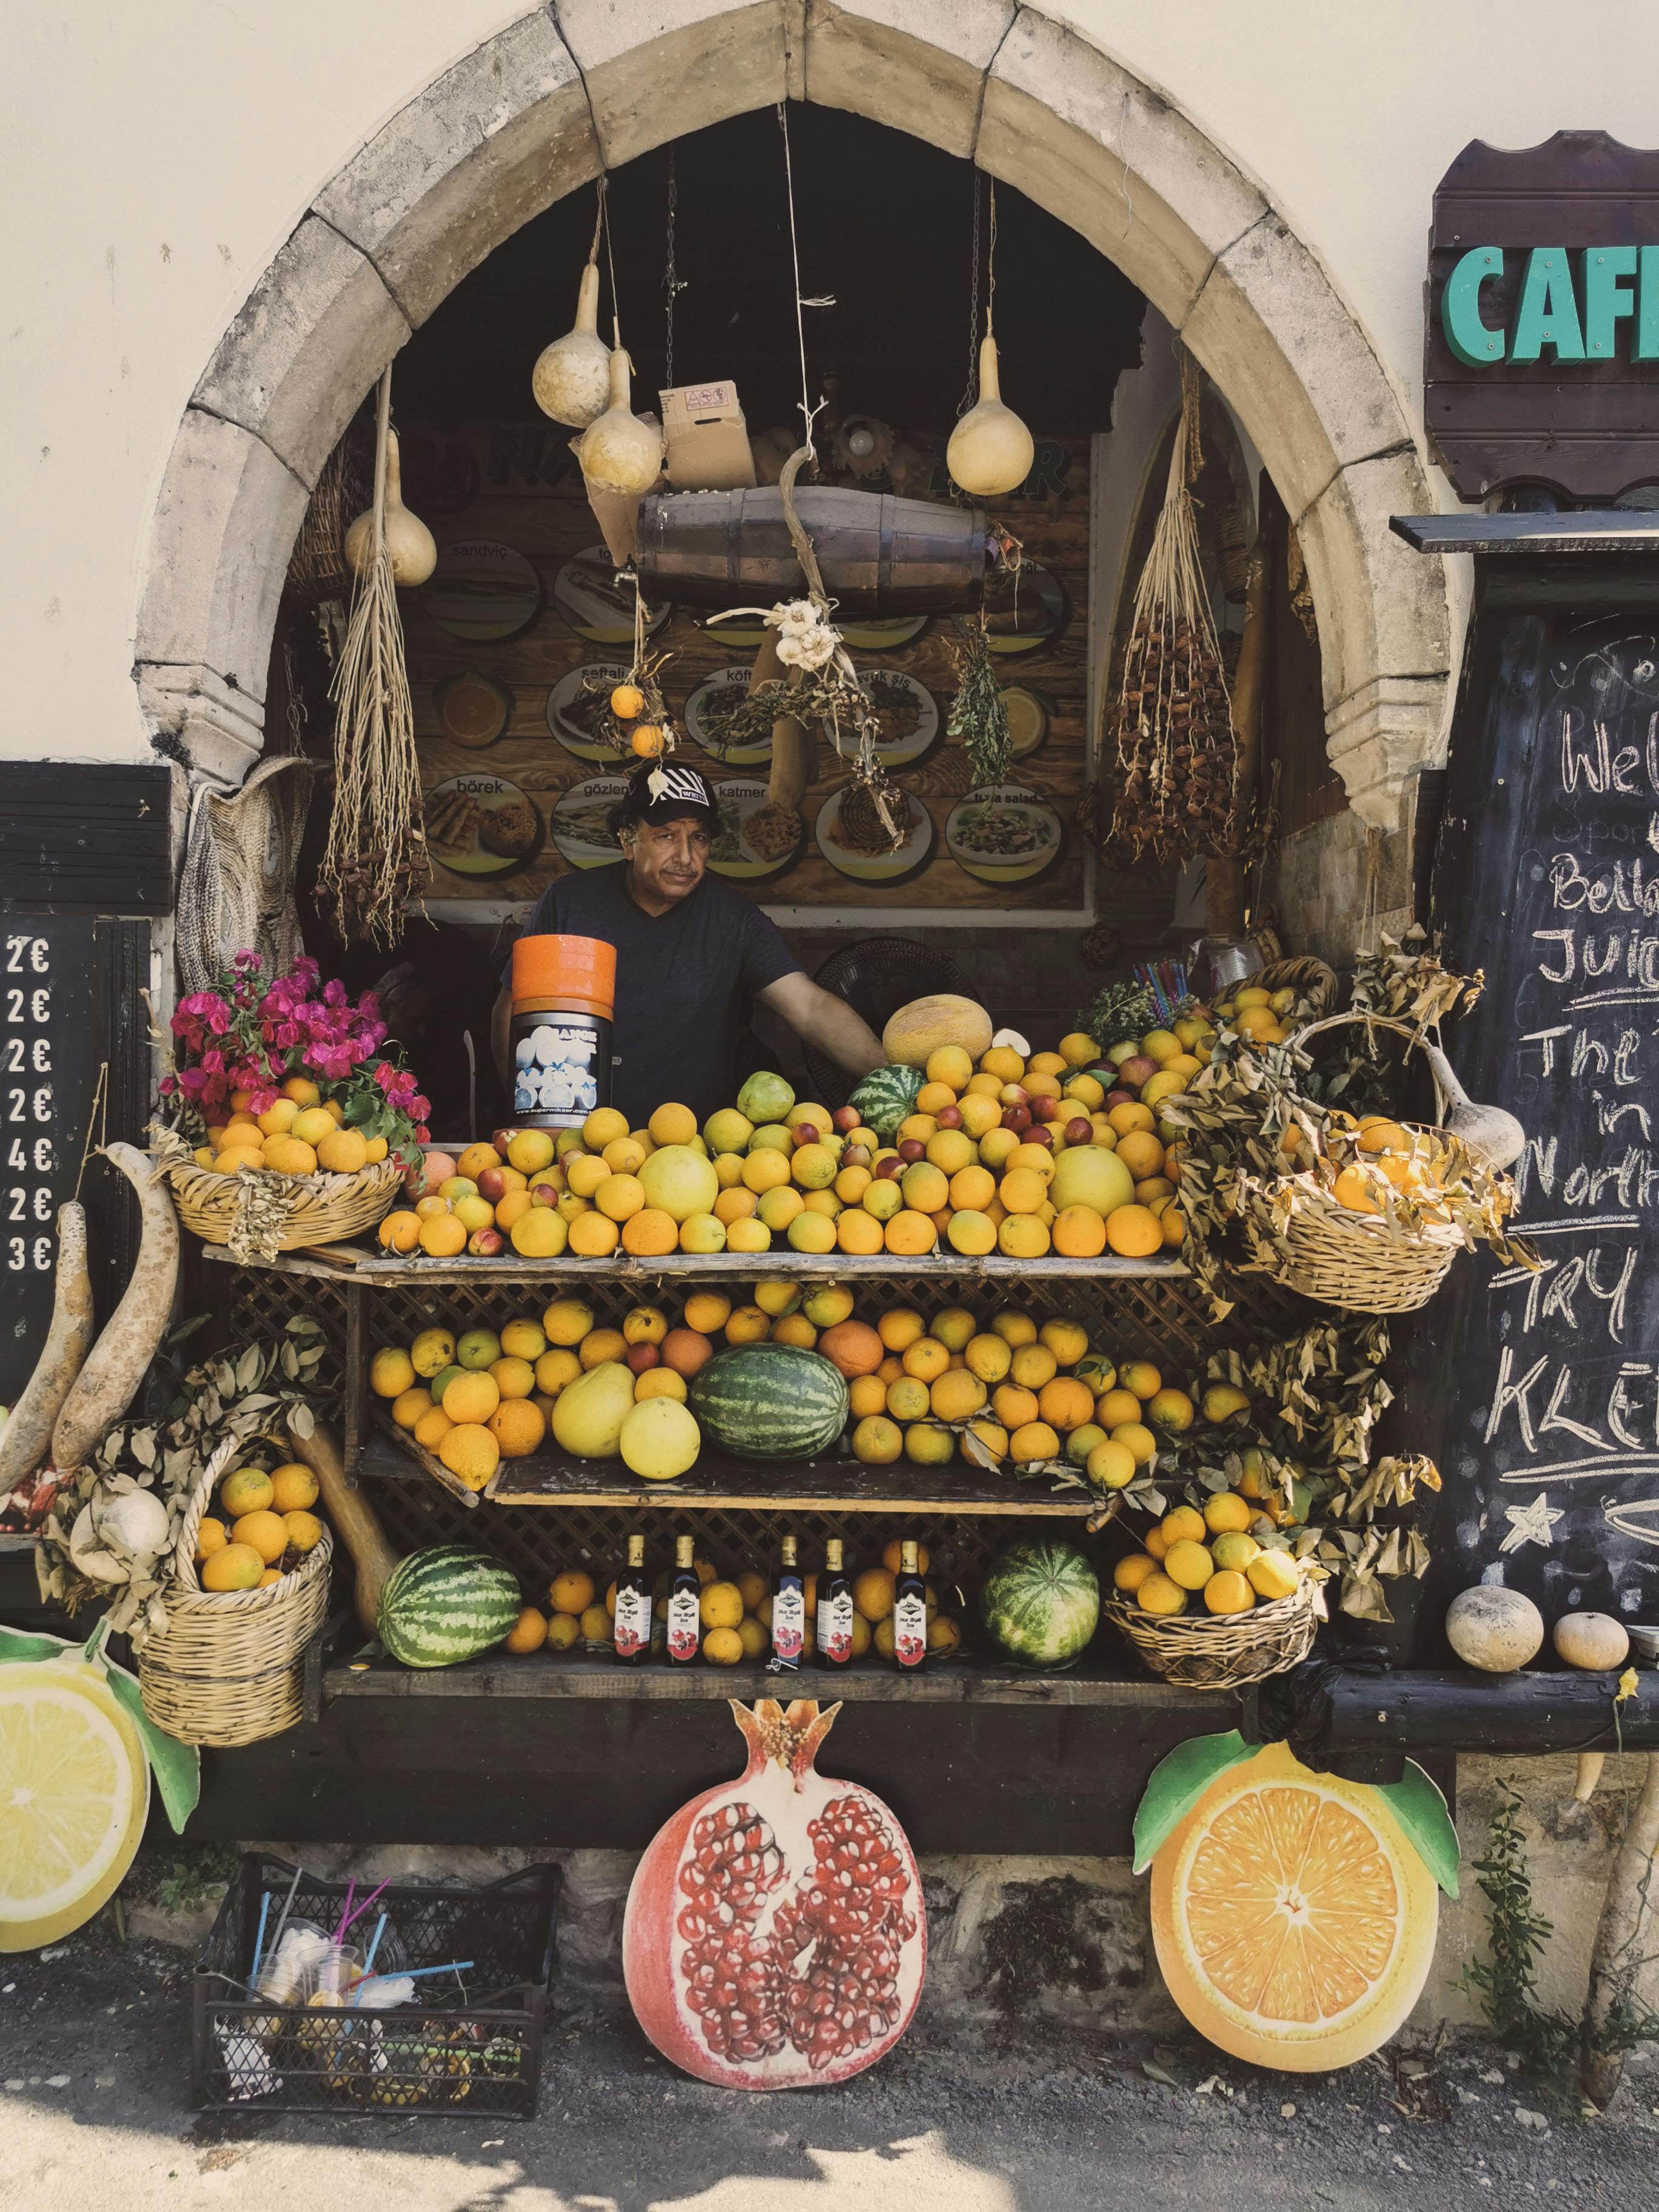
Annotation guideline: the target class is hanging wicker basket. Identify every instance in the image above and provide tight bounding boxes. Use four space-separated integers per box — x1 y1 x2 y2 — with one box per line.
138 1441 333 1748
1104 1578 1324 1690
159 1153 402 1258
1229 1011 1524 1316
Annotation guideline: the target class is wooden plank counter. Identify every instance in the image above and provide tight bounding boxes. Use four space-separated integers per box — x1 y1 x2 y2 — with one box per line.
204 1246 1187 1285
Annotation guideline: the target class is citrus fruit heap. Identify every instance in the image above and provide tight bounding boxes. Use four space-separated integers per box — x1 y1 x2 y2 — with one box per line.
1318 1113 1457 1223
191 1074 388 1181
1148 1741 1439 2070
192 1458 329 1590
1113 1490 1305 1619
513 1537 960 1667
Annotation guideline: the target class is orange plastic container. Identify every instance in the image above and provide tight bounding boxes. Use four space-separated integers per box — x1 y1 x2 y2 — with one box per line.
512 934 615 1020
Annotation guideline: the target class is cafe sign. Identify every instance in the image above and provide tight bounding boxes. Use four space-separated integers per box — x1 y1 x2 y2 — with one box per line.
1426 131 1659 501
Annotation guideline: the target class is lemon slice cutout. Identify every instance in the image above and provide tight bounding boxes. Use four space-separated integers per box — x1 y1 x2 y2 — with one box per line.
1150 1741 1437 2071
0 1663 149 1951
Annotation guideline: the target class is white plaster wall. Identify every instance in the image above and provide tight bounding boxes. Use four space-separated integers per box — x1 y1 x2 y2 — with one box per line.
4 1 1655 767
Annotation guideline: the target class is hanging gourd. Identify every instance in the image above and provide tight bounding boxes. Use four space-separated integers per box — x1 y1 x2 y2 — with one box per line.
343 426 435 587
577 343 663 497
532 256 612 429
945 179 1032 501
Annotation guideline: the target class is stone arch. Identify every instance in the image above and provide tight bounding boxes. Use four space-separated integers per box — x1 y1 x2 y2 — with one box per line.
135 1 1449 829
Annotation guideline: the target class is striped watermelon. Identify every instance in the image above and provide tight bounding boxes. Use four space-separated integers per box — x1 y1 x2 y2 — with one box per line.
847 1064 924 1141
981 1540 1100 1669
689 1344 850 1461
378 1546 521 1669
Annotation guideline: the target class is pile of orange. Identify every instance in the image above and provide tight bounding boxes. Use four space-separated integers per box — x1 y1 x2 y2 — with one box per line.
191 1075 385 1179
192 1458 328 1590
1113 1492 1305 1618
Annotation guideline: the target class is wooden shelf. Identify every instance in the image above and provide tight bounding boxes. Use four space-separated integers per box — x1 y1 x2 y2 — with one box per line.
323 1643 1208 1709
207 1245 1187 1287
363 1426 1099 1517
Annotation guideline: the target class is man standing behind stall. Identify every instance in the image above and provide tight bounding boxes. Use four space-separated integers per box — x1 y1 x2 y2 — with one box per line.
492 759 882 1128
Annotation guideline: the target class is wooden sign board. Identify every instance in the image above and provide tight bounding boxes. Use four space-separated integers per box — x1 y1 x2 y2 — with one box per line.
1426 132 1659 501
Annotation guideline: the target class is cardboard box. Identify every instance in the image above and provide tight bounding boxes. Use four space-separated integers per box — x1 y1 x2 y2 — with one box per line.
660 381 757 491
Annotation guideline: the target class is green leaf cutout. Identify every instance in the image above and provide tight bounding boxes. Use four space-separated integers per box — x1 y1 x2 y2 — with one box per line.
0 1617 201 1835
1372 1759 1460 1899
1133 1729 1254 1873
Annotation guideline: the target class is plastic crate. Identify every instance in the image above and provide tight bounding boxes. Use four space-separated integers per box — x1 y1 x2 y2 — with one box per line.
192 1853 560 2118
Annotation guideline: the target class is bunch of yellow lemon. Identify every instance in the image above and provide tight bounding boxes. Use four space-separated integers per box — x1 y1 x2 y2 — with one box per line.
192 1075 384 1179
1113 1491 1303 1618
194 1460 327 1590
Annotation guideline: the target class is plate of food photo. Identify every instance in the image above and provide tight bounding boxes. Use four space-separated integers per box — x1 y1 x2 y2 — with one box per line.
945 782 1063 885
424 773 543 876
705 777 805 883
816 783 935 885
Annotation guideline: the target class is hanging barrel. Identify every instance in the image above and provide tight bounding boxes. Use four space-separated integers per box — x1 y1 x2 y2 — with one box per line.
635 486 987 615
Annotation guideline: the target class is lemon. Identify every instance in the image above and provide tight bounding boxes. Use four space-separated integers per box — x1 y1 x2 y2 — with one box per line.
1164 1538 1216 1592
1247 1549 1301 1602
0 1657 150 1949
1203 1490 1254 1535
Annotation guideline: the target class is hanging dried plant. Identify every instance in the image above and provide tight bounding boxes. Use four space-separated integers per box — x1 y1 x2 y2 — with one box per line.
945 615 1011 784
1107 353 1239 864
320 370 427 947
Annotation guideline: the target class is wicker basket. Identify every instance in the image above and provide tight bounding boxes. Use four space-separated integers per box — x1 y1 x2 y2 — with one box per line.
138 1441 334 1748
161 1154 402 1255
1255 956 1337 1016
1104 1578 1323 1689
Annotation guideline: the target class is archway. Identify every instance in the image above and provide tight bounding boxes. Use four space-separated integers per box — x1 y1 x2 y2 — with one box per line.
134 2 1449 831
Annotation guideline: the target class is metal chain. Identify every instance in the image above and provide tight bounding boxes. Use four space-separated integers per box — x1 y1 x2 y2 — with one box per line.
662 146 687 387
958 169 982 418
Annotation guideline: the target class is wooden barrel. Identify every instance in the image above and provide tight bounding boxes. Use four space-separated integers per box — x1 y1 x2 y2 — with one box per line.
635 486 987 615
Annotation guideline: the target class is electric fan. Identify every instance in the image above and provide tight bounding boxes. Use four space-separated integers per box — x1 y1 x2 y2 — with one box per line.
800 937 978 1108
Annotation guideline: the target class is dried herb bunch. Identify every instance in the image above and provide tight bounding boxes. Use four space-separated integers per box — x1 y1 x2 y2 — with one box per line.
1107 355 1239 862
1073 980 1155 1055
945 615 1011 784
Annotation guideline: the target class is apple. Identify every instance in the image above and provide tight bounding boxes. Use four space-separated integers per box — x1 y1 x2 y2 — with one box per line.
1120 1055 1159 1088
875 1155 903 1179
832 1105 860 1134
1000 1104 1031 1132
467 1226 504 1257
491 1127 521 1159
530 1181 560 1208
998 1084 1029 1108
934 1104 964 1129
1065 1117 1093 1145
1032 1094 1065 1122
475 1167 507 1204
1107 1089 1135 1110
842 1143 871 1167
626 1342 660 1373
793 1124 820 1147
1024 1122 1054 1149
897 1138 927 1163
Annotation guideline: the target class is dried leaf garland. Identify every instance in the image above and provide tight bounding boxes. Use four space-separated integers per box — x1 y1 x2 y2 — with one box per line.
945 615 1011 784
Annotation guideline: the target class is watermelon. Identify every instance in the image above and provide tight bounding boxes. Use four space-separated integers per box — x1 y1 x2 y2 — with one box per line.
689 1344 850 1461
980 1540 1100 1669
848 1064 925 1141
378 1545 521 1669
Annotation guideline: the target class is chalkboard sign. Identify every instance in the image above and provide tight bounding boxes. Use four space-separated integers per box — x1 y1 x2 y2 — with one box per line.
1407 569 1659 1635
0 918 152 1414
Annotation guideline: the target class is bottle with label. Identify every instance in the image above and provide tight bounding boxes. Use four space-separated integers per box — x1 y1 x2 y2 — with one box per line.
612 1534 652 1663
770 1534 806 1670
816 1538 854 1667
666 1534 701 1664
893 1539 927 1669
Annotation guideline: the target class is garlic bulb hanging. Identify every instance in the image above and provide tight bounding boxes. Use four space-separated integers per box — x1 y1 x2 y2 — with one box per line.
577 347 664 497
946 333 1034 500
532 259 613 428
343 427 437 586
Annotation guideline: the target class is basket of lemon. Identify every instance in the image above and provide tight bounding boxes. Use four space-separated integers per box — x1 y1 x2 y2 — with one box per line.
153 1111 404 1264
1104 1493 1325 1690
1215 1013 1530 1317
138 1441 334 1748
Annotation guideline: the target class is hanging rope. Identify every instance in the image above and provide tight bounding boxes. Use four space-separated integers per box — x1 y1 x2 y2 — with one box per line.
662 147 686 387
599 173 622 349
958 168 982 420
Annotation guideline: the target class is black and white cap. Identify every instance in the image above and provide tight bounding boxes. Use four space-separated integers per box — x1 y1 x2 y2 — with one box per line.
617 757 719 830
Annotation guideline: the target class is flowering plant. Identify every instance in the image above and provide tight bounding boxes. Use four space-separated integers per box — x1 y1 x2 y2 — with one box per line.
159 953 431 1170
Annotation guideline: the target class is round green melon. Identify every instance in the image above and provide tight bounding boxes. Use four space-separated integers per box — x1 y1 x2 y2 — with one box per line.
980 1540 1100 1670
689 1343 850 1461
848 1064 925 1141
378 1545 521 1669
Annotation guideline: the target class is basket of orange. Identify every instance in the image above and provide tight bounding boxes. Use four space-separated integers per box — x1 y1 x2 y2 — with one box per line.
1104 1490 1326 1690
154 1107 404 1262
137 1442 335 1747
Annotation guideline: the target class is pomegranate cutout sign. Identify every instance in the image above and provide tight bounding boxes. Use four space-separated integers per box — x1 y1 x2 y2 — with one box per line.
623 1698 926 2090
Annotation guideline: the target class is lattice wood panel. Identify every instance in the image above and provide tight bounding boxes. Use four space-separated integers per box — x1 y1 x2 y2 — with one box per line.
223 1263 1305 1606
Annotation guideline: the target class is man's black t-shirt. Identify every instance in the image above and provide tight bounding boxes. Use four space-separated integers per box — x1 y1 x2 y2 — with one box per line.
507 865 799 1130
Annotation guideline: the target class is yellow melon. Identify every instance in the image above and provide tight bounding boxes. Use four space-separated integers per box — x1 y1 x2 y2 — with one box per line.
880 994 994 1070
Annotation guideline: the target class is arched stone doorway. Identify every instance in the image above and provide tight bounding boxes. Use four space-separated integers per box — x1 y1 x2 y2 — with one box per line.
135 2 1449 832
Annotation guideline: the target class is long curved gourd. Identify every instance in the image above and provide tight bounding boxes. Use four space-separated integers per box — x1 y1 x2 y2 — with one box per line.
0 1202 95 1498
50 1144 180 1473
284 1416 400 1636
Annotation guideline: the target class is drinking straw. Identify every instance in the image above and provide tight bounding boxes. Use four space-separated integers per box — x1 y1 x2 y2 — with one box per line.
349 1911 390 2009
331 1878 357 1945
355 1959 474 1988
250 1893 272 1985
338 1877 389 1939
264 1866 304 1979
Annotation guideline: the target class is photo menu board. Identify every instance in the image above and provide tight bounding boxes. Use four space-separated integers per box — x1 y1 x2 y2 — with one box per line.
398 424 1091 914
